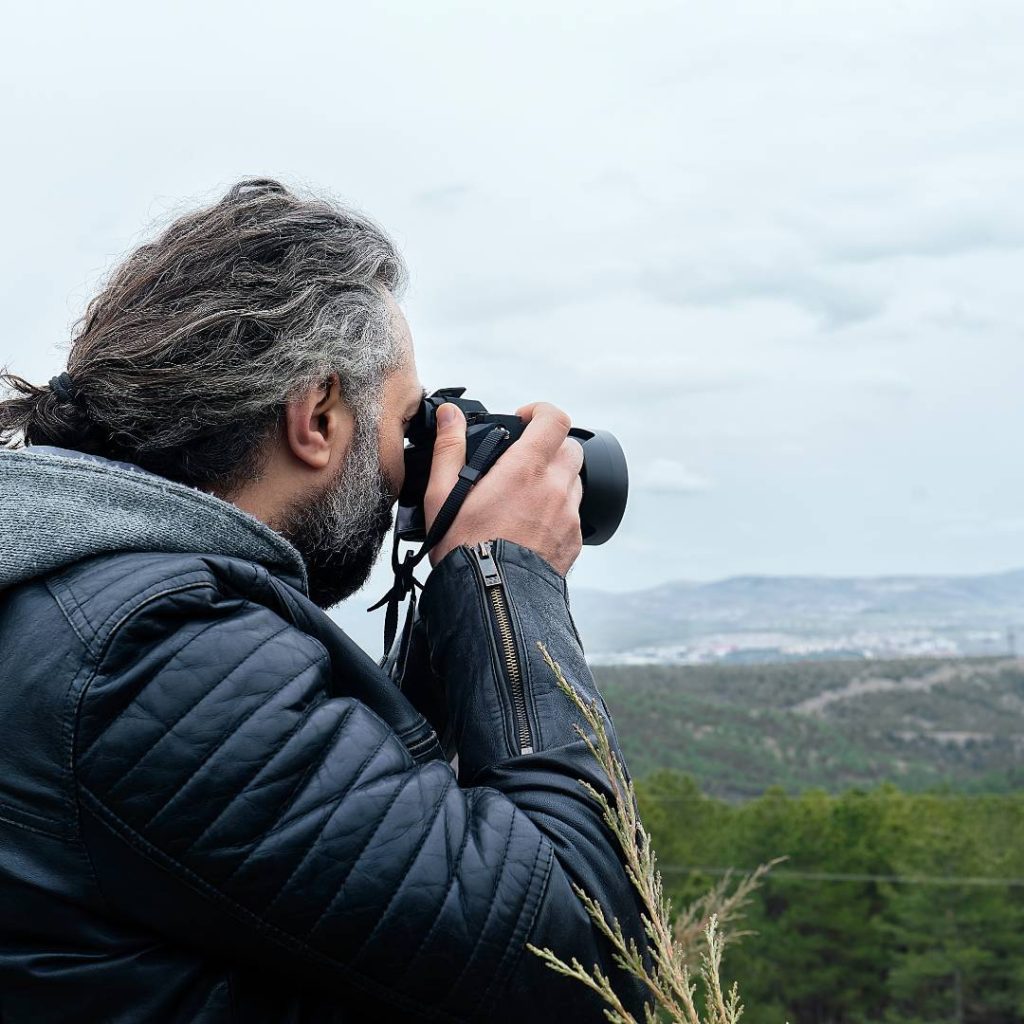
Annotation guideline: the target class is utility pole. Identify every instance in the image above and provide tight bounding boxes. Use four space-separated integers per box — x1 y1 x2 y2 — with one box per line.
1009 626 1018 659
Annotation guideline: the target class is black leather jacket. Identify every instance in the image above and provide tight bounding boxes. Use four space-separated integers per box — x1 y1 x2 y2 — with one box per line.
0 525 648 1021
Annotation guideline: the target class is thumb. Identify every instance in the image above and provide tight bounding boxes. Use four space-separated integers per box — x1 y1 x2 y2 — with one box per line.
425 403 466 521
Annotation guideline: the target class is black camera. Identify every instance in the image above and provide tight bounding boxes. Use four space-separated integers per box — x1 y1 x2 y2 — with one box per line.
396 387 629 546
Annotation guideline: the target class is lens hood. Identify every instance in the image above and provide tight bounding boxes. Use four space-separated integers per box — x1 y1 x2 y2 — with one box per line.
570 428 629 545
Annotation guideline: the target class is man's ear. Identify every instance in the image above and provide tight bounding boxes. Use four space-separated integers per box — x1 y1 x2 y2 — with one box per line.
283 374 352 471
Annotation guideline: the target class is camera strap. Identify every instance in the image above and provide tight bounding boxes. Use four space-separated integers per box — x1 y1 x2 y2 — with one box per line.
369 424 510 664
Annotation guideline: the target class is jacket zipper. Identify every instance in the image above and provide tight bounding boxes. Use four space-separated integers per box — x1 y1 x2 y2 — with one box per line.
469 541 534 755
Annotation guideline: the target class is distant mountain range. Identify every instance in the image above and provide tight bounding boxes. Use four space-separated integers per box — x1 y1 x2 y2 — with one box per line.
570 569 1024 663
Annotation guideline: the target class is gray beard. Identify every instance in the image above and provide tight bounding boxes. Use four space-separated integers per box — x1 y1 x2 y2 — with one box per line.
278 414 395 610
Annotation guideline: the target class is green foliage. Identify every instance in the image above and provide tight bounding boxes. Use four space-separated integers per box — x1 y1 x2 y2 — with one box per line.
636 779 1024 1023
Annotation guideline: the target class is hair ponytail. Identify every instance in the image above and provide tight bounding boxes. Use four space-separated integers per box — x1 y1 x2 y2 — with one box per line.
0 370 106 452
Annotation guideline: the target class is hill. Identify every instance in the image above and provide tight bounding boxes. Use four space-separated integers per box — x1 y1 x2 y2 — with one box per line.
573 568 1024 661
594 656 1024 798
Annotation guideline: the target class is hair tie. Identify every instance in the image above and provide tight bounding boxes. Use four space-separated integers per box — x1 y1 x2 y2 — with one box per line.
49 372 80 405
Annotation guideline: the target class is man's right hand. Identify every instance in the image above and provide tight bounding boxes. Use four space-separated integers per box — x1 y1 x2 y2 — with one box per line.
424 401 584 576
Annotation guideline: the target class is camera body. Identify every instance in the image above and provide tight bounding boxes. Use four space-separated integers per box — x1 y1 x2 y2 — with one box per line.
397 387 628 546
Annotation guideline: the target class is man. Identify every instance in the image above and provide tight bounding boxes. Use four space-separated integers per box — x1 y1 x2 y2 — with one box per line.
0 179 648 1022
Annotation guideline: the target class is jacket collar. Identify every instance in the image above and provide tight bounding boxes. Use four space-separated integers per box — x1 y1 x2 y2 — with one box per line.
0 446 308 594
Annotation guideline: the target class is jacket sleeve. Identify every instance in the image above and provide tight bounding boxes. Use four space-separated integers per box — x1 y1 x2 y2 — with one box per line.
73 543 649 1022
417 540 650 1017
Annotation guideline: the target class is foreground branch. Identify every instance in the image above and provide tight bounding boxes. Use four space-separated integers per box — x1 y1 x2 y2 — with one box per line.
528 643 776 1024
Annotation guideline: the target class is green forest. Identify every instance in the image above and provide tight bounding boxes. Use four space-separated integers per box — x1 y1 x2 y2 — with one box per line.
594 658 1024 1022
635 776 1024 1024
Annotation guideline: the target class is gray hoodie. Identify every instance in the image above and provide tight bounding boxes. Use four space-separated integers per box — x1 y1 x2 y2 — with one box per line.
0 446 308 592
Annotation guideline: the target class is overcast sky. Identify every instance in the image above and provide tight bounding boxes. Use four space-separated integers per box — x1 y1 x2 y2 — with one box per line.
3 0 1023 634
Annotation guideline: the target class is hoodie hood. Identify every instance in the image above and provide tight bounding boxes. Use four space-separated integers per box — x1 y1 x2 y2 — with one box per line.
0 446 308 593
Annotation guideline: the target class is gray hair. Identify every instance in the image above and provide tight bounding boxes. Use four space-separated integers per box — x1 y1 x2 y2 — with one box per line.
0 178 408 492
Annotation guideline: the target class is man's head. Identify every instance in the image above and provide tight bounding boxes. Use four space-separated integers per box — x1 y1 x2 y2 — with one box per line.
239 291 426 608
0 178 425 608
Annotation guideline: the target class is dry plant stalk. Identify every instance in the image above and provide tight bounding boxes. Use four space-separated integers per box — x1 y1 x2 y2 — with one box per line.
528 643 774 1024
673 862 780 957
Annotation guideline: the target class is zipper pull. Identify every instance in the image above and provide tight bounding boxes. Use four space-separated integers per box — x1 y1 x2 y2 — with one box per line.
472 541 504 587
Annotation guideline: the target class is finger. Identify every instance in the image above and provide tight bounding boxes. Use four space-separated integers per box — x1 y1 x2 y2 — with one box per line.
558 436 585 476
425 403 466 511
516 402 572 461
514 400 551 421
571 473 584 508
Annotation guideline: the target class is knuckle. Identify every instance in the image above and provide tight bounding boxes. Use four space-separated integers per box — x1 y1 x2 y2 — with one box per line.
540 412 570 436
533 402 570 431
